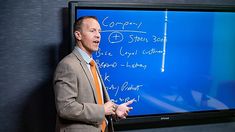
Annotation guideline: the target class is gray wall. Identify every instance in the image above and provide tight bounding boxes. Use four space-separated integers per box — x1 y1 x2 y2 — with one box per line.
0 0 235 132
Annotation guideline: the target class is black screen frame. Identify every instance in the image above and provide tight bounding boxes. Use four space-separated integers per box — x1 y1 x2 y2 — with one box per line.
69 1 235 130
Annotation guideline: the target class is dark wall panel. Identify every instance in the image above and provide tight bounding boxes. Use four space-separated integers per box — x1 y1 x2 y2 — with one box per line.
0 1 68 132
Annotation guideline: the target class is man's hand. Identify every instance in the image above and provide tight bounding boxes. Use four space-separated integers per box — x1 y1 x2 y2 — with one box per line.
104 101 116 115
115 100 134 119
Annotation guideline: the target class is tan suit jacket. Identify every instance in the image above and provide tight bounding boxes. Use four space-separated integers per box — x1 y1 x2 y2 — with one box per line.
53 49 114 132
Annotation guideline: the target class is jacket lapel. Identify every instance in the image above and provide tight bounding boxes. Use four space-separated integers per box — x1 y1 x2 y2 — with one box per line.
72 49 99 104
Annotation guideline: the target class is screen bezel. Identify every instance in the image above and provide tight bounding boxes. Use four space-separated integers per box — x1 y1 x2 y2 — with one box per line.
69 1 235 130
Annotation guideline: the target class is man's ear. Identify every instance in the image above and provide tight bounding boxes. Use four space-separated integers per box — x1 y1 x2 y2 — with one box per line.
74 31 82 40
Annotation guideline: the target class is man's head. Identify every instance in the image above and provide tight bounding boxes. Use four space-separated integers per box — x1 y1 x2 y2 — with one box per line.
74 16 101 56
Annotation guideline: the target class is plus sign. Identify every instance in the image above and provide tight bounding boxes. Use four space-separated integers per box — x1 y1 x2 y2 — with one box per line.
112 33 120 40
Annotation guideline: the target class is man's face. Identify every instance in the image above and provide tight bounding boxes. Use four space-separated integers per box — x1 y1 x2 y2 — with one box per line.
75 18 101 56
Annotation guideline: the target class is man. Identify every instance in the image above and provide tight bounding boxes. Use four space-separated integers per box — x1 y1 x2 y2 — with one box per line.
53 16 133 132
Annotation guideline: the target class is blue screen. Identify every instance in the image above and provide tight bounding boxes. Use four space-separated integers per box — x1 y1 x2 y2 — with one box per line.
76 9 235 116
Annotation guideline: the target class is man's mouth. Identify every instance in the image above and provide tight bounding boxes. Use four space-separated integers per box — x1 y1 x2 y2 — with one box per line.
93 40 100 44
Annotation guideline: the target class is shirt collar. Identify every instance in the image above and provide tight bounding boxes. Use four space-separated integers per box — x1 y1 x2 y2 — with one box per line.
75 46 92 64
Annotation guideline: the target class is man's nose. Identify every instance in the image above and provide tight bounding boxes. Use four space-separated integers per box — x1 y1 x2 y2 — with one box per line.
95 31 101 38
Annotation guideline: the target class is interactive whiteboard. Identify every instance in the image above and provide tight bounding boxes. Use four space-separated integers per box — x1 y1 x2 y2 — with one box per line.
76 9 235 117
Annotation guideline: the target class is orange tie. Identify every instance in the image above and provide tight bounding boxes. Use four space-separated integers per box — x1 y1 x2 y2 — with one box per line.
89 59 106 132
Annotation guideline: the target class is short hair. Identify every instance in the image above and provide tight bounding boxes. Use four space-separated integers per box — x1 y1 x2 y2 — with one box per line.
73 16 98 32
